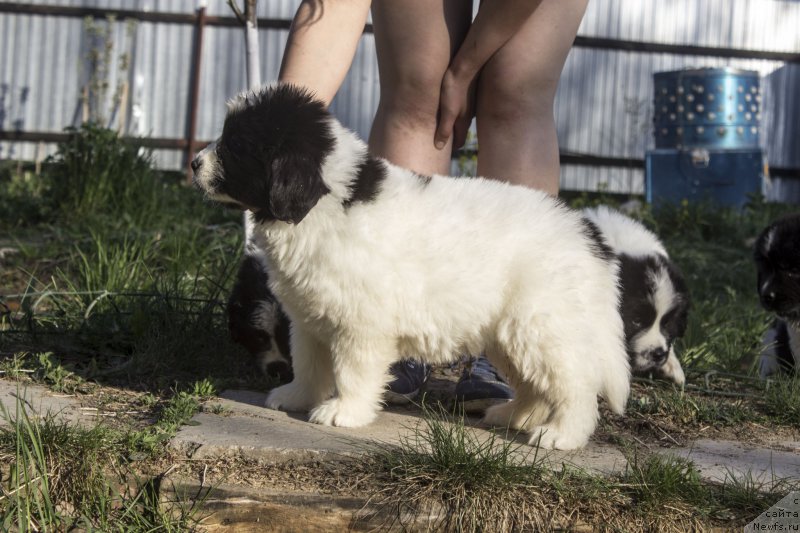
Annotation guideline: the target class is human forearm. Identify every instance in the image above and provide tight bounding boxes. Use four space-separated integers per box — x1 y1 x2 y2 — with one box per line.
279 0 371 105
450 0 542 80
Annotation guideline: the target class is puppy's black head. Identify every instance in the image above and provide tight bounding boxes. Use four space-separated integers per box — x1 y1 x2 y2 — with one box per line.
619 254 691 374
755 214 800 324
227 254 292 382
193 83 334 224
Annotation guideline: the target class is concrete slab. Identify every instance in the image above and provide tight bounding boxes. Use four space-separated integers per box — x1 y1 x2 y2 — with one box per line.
169 389 629 475
172 389 800 488
0 379 86 427
668 439 800 486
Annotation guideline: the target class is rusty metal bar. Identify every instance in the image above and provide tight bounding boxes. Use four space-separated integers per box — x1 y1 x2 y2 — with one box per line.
185 5 207 183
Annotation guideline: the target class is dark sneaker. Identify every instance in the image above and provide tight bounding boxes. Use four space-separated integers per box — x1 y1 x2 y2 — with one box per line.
454 356 514 414
385 360 430 405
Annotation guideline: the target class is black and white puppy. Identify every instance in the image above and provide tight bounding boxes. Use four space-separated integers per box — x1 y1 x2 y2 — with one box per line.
754 213 800 376
583 206 690 385
227 243 292 382
193 83 629 450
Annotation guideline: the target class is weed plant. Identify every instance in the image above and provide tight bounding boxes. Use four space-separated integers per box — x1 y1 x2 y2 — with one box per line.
0 391 209 530
44 123 163 225
1 125 254 392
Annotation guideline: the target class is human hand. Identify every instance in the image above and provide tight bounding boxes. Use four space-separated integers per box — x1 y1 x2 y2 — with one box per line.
434 67 476 152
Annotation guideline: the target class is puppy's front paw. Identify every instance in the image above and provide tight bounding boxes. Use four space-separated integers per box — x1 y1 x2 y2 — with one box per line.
308 397 378 427
265 383 315 412
528 425 588 451
659 352 686 386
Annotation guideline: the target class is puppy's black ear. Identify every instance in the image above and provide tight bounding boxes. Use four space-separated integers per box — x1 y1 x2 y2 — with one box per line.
266 153 330 224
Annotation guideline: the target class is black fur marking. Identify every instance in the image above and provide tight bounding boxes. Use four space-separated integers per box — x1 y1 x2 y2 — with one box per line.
217 84 335 224
415 173 432 187
274 309 291 363
345 156 387 207
579 217 615 262
618 254 659 344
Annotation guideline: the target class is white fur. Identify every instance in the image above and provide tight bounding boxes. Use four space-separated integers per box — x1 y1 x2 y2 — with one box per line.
583 205 667 258
199 107 630 450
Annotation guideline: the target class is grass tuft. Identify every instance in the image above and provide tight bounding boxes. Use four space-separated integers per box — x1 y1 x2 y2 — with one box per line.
360 403 554 532
0 391 207 531
359 407 798 531
762 375 800 426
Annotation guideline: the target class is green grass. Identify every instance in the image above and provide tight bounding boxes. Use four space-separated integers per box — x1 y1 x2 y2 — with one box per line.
0 391 208 531
360 406 796 531
0 126 258 394
762 375 800 426
360 403 554 532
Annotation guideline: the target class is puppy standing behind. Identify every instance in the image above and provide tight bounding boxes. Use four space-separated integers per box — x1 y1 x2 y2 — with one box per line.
227 243 292 382
583 206 690 385
193 83 630 450
754 213 800 376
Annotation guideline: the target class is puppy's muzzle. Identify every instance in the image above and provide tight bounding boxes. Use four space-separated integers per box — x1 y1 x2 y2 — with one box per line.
644 347 669 366
759 285 798 318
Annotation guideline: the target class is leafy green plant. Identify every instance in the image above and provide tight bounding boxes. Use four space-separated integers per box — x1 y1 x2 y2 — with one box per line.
621 453 706 511
44 123 163 223
190 378 217 399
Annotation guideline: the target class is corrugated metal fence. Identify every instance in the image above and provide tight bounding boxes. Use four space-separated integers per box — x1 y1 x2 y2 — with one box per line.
0 0 798 197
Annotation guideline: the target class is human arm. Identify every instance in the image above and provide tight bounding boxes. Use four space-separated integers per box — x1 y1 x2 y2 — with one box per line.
434 0 543 150
279 0 372 106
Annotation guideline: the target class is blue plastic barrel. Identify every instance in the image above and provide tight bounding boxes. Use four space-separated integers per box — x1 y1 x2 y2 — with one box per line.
653 68 761 149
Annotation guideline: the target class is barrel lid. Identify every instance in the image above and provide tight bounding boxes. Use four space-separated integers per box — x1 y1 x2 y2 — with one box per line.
654 67 759 78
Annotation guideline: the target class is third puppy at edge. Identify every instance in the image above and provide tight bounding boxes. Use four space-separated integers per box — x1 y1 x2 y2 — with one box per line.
754 213 800 376
192 83 630 450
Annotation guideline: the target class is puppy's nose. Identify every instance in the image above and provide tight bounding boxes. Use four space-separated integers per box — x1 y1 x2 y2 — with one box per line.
650 347 668 364
191 157 202 173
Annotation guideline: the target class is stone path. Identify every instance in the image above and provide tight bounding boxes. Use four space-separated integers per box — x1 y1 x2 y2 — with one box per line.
1 379 798 530
0 379 87 427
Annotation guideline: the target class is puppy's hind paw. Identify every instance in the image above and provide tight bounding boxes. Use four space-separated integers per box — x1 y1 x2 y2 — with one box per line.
265 383 315 412
528 425 588 451
308 398 378 427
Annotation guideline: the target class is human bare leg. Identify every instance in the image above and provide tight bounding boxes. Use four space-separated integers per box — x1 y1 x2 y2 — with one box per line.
475 0 589 194
369 0 472 175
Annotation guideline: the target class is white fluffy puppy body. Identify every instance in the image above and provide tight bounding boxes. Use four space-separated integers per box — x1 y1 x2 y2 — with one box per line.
194 85 630 449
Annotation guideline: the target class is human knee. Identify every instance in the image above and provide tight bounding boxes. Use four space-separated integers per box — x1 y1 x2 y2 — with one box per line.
479 75 559 126
378 68 444 129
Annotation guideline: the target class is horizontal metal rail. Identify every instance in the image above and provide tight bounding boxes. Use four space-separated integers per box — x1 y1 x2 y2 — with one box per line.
1 2 798 62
